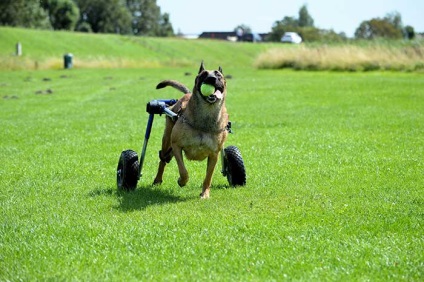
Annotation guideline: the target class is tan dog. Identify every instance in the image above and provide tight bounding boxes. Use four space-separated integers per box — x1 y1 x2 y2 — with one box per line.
153 62 229 198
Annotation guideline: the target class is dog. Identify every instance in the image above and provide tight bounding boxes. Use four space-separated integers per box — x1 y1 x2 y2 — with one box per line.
153 62 229 199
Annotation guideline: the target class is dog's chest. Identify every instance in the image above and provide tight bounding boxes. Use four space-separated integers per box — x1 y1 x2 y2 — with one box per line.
181 131 221 161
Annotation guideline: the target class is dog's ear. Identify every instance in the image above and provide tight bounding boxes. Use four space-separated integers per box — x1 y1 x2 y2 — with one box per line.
218 66 223 75
198 61 205 74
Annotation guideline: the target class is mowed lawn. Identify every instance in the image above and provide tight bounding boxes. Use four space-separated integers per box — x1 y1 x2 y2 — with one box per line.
1 67 423 280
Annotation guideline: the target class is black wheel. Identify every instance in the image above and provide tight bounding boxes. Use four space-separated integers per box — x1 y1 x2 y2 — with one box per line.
117 150 139 191
222 145 246 186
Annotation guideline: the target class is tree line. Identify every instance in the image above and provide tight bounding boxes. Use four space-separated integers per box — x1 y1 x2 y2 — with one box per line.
267 5 416 42
0 1 417 42
0 0 173 36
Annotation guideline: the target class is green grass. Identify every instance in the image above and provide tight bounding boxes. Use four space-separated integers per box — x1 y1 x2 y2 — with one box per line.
1 66 423 280
2 27 424 72
0 27 275 70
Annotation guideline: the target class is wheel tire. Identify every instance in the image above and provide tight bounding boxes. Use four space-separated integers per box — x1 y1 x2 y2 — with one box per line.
117 150 139 191
223 145 246 186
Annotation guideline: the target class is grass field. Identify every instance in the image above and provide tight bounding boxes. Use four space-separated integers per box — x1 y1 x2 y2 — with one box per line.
0 27 273 70
1 27 423 280
2 27 423 72
1 67 423 280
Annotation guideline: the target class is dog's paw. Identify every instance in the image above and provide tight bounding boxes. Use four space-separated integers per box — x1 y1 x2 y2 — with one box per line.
199 192 210 199
177 177 187 187
152 179 162 185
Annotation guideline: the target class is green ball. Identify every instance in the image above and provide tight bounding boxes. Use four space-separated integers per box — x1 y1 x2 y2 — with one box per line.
201 84 215 96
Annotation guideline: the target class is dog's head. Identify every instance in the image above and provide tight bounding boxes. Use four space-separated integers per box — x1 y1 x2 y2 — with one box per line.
194 61 226 104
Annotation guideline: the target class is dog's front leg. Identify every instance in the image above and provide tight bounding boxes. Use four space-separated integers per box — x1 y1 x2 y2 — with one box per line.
200 154 218 199
172 145 189 187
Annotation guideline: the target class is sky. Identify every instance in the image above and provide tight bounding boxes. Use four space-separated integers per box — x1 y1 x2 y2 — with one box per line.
156 0 424 37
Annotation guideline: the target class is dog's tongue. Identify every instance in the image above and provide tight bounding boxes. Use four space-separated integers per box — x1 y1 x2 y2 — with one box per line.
214 89 223 99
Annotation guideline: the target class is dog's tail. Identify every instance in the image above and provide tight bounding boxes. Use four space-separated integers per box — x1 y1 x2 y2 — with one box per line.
156 80 191 94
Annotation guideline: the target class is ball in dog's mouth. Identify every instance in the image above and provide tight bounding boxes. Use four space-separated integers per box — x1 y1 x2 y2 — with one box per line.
201 83 215 96
201 83 223 104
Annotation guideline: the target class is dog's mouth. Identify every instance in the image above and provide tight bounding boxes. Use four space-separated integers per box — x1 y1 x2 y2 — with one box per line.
200 84 224 104
207 88 223 104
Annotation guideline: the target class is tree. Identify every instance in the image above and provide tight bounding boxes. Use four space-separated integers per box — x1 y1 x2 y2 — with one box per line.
127 0 172 36
404 25 415 40
298 4 314 27
75 0 131 34
135 0 160 36
267 5 343 43
42 0 80 30
355 18 403 39
269 16 299 41
279 16 299 27
0 0 51 29
385 11 403 31
157 13 174 37
234 24 252 34
1 0 174 36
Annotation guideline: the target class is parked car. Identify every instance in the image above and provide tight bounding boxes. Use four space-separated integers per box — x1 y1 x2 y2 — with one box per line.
242 33 262 42
281 32 302 44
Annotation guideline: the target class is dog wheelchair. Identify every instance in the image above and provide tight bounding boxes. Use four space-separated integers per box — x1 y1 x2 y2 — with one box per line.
117 99 246 191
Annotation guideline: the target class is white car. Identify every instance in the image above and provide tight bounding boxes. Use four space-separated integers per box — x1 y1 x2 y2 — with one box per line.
281 32 302 44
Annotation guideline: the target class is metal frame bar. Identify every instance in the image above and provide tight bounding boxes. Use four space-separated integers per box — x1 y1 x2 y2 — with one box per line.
138 99 178 178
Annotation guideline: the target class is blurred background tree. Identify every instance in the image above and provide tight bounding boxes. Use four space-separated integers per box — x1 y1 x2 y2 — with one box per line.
233 24 252 34
128 0 162 36
269 4 345 42
0 0 51 29
1 0 173 36
0 1 417 41
74 0 131 34
404 25 415 40
355 13 404 40
298 4 314 27
41 0 80 30
157 13 174 37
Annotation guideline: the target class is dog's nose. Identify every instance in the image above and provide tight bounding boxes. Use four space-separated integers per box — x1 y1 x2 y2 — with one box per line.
204 75 217 85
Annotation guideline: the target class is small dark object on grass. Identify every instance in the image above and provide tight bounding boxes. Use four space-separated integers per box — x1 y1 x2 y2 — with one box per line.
35 89 53 95
3 95 19 99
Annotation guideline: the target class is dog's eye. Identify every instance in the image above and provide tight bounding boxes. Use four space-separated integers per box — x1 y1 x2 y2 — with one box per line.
200 72 209 80
214 71 222 78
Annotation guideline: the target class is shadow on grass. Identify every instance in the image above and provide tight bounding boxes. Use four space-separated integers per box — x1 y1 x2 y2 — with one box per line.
118 185 189 212
211 183 232 190
89 185 188 212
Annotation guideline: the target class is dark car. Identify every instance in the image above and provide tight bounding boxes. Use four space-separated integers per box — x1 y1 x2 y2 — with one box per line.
241 33 262 42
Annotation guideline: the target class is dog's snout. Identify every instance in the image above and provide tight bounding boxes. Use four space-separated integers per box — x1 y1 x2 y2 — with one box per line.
204 75 217 85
